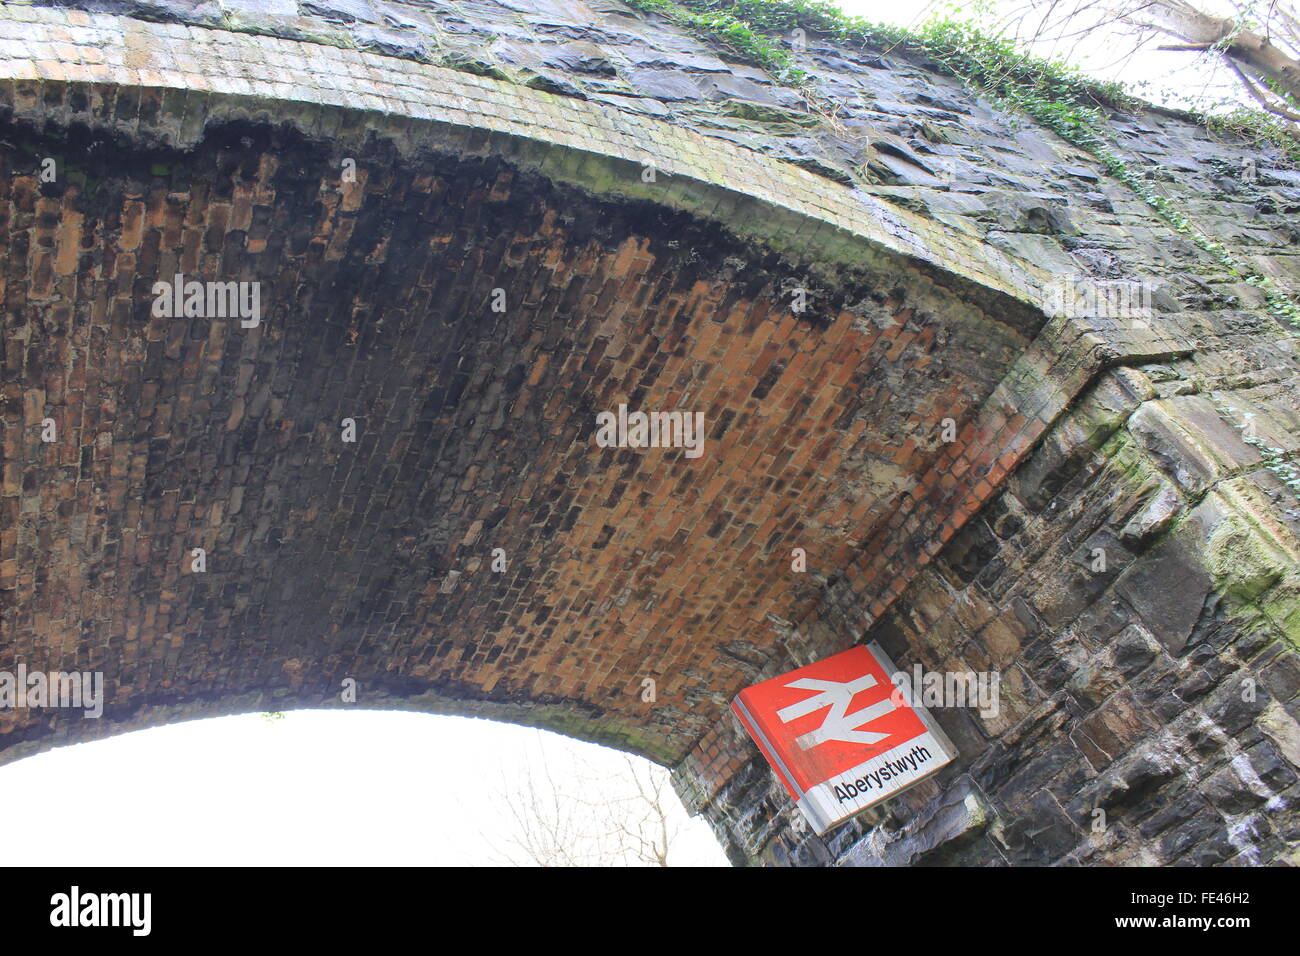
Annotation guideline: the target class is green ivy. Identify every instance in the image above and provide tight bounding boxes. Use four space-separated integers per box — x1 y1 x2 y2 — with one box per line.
625 0 1300 332
1207 107 1300 165
1212 399 1300 494
623 0 808 81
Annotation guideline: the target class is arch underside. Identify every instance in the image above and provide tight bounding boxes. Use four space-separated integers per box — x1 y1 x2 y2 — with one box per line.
0 67 1054 768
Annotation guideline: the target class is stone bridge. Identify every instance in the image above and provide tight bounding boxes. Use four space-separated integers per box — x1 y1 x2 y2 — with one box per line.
1 0 1298 866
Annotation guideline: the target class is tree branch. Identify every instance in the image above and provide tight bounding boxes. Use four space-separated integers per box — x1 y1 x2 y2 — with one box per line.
1226 57 1300 120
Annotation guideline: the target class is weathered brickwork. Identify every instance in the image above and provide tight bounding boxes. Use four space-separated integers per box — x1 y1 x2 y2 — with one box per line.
0 82 1062 763
0 1 1297 866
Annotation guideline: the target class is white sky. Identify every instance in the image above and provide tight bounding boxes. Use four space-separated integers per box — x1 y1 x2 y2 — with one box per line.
839 0 1253 112
0 0 1265 868
2 710 729 866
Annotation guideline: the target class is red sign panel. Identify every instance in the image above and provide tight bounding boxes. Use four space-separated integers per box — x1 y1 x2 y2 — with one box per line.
732 643 956 834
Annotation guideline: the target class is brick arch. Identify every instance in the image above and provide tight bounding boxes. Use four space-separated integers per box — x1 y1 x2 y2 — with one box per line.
2 103 1047 757
0 28 1059 769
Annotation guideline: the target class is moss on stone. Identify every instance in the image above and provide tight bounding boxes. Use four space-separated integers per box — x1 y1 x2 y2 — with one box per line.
716 98 821 126
1204 486 1300 647
439 54 511 83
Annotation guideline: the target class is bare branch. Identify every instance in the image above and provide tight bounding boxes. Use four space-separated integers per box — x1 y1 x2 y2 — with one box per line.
986 0 1300 120
1226 56 1300 118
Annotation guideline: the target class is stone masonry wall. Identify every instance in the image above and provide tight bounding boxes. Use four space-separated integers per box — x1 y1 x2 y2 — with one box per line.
681 346 1300 865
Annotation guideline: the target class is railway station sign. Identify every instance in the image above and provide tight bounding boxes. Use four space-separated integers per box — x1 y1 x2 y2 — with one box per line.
732 643 957 834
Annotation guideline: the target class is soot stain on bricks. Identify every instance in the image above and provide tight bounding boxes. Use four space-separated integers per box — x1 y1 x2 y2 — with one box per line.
3 97 1073 770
